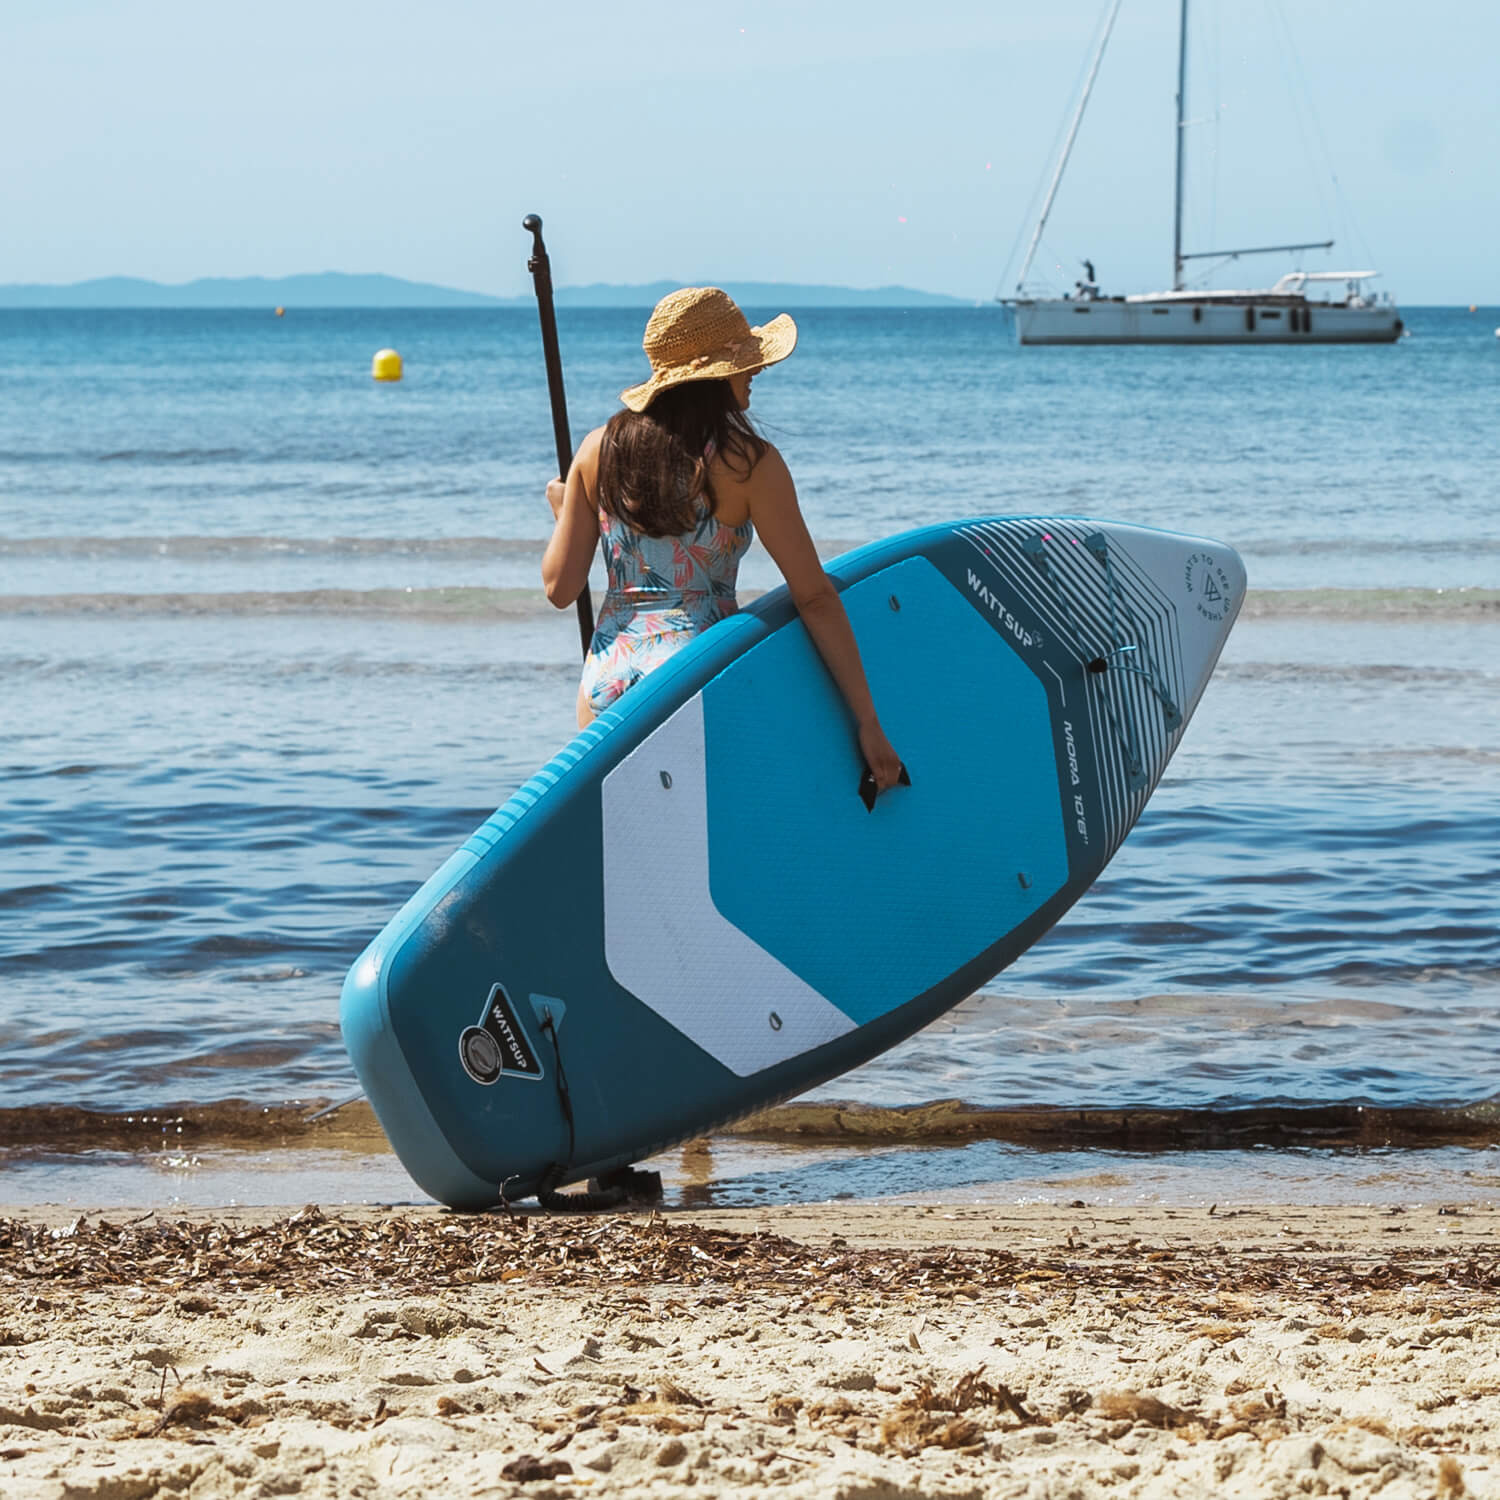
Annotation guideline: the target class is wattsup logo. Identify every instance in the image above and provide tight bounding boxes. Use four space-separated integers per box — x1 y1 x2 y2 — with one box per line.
1183 552 1233 623
458 983 544 1085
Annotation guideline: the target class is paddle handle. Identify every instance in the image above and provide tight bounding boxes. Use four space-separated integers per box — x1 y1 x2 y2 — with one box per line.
858 762 912 812
524 214 595 656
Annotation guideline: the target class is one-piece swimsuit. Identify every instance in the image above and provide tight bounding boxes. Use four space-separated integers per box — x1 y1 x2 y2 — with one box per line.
579 491 753 716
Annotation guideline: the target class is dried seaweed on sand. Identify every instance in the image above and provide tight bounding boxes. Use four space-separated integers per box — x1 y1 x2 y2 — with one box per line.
5 1206 1499 1310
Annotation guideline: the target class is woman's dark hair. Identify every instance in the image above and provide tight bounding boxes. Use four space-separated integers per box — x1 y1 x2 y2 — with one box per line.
596 379 767 538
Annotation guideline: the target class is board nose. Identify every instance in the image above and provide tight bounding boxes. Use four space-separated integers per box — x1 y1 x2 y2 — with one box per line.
1170 535 1245 719
1090 522 1246 722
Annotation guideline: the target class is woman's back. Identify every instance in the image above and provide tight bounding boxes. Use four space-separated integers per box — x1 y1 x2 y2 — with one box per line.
540 284 900 802
583 494 752 715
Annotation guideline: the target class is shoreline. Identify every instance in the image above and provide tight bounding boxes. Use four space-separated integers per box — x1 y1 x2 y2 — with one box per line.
5 1097 1500 1216
8 1095 1500 1152
3 1201 1497 1498
7 1151 1500 1215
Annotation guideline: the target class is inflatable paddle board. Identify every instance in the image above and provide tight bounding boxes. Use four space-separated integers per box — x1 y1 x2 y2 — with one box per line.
342 518 1244 1209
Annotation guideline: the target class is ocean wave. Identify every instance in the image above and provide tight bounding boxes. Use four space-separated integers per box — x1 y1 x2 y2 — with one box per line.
95 447 247 464
1 582 1497 621
1241 587 1500 619
1239 537 1500 558
0 534 863 560
5 1095 1500 1156
0 586 554 619
0 534 550 559
1217 661 1499 686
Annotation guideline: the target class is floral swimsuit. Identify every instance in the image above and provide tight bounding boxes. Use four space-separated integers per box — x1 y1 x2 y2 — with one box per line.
579 495 753 716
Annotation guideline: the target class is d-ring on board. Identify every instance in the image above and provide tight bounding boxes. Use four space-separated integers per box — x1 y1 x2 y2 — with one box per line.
601 695 857 1077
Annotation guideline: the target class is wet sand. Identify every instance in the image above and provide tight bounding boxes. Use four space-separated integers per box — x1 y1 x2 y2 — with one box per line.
3 1200 1499 1498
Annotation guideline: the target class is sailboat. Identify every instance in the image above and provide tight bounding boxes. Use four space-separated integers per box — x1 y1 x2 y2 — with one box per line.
1003 0 1403 345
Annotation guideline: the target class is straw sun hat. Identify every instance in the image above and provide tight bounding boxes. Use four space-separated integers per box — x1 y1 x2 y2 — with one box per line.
620 287 797 413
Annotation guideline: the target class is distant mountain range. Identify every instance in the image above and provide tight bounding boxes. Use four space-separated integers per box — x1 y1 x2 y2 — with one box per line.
0 272 972 309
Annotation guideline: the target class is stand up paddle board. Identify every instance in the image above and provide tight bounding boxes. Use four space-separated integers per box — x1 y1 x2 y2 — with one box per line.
342 517 1244 1209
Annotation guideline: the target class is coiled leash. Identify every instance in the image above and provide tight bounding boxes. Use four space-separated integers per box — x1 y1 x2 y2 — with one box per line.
1021 531 1181 792
1081 533 1182 730
515 1012 661 1214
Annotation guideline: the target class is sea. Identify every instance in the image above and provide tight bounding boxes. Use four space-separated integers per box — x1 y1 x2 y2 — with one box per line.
2 304 1498 1212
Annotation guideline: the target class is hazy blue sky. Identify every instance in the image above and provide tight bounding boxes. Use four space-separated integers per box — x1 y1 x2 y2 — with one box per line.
3 1 1494 302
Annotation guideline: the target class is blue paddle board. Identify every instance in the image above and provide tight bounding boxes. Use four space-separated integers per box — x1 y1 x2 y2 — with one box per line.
341 517 1244 1208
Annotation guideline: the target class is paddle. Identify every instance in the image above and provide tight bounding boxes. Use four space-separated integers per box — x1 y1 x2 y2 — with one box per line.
523 213 595 656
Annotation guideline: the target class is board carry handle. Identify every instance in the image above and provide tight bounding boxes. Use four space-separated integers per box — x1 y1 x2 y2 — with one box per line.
858 761 911 812
523 213 596 658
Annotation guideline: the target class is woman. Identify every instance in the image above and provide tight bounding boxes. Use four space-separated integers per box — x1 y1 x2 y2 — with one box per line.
543 286 903 795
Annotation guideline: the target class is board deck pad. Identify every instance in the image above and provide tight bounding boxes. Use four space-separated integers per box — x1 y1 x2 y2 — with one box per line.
342 518 1245 1208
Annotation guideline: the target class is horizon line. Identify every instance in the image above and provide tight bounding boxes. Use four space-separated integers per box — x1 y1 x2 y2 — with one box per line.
0 270 976 307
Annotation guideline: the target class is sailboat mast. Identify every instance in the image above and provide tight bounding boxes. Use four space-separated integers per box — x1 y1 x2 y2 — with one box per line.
1172 0 1189 290
1012 0 1122 293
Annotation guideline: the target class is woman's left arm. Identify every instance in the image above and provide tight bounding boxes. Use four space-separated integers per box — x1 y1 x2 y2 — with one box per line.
542 427 604 608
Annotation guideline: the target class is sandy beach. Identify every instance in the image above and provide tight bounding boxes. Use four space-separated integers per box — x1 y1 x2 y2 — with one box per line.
3 1198 1498 1499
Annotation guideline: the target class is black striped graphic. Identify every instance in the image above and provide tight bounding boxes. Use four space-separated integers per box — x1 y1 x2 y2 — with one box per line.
955 520 1188 862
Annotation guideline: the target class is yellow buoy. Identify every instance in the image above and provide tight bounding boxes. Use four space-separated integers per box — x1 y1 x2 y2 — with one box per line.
372 348 403 382
1470 304 1478 314
275 306 285 317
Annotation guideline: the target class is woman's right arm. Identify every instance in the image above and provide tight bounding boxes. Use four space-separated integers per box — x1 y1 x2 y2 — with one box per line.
738 445 904 792
541 427 604 608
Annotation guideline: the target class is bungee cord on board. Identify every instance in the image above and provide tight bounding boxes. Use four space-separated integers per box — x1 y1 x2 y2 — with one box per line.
1021 531 1181 794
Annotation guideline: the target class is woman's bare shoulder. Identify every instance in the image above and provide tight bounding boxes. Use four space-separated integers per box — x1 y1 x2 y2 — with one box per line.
570 424 608 487
711 435 789 488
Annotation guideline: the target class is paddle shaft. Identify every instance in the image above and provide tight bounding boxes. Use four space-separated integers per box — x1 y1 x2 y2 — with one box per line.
523 214 595 656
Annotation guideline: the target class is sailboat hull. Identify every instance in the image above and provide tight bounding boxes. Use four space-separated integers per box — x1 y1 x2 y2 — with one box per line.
1014 298 1403 346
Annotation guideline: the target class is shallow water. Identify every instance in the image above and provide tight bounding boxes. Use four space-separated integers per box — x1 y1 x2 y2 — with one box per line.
2 305 1497 1203
3 1139 1498 1215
